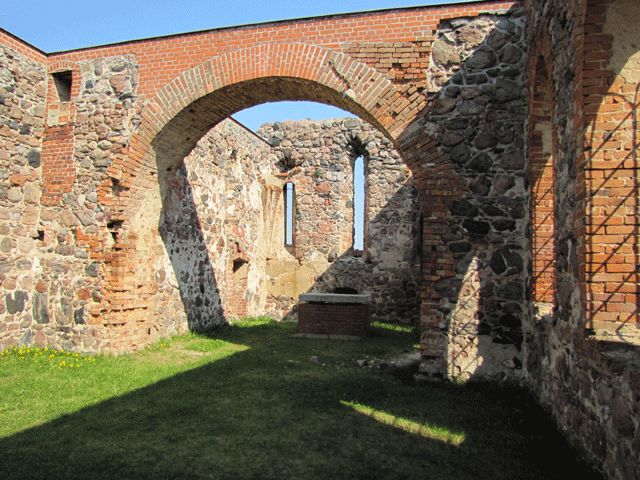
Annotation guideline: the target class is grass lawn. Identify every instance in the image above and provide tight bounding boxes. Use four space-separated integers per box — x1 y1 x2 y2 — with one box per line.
0 318 601 480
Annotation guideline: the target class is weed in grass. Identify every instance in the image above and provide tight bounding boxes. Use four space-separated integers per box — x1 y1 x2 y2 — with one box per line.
0 346 97 369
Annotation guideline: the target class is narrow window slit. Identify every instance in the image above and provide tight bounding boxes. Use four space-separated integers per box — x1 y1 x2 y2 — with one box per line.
284 182 295 246
353 155 365 251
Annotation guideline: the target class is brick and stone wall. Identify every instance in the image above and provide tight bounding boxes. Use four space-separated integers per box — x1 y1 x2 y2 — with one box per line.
258 118 421 324
155 118 276 331
524 1 640 478
0 40 146 351
153 117 420 329
418 8 530 380
2 1 639 476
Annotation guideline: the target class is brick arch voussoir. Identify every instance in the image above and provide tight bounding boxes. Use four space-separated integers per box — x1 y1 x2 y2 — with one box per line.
47 60 78 74
139 44 409 154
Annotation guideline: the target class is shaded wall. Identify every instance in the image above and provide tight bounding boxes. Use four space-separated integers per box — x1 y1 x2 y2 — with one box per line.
418 9 530 380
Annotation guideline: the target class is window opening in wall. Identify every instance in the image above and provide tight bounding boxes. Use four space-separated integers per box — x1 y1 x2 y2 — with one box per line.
52 71 72 102
529 56 556 317
334 287 358 294
353 155 365 251
284 182 295 246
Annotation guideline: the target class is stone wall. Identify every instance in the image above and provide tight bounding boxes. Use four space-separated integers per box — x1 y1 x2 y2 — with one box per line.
258 118 421 324
418 9 530 380
155 118 276 331
154 117 421 328
524 1 640 478
0 45 146 352
0 42 47 347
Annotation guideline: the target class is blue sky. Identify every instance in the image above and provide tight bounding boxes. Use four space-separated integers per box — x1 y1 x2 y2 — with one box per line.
2 0 478 53
2 0 476 130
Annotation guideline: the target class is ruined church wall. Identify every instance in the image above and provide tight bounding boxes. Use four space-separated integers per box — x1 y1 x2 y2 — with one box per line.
524 1 640 478
258 118 422 324
419 9 530 380
0 37 112 352
0 38 47 348
155 119 276 330
0 40 152 352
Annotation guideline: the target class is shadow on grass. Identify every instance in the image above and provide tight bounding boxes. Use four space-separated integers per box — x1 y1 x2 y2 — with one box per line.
1 321 601 480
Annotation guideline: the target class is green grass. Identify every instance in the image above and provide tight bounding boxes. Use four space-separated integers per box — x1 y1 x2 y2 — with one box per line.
0 319 601 480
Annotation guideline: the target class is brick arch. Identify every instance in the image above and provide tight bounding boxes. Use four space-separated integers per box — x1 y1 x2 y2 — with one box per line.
114 43 419 178
96 43 434 344
101 43 430 224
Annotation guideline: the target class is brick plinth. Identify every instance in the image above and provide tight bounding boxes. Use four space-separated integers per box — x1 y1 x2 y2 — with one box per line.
298 302 370 337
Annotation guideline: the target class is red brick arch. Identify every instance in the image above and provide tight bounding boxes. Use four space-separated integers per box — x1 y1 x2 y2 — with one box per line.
100 42 434 224
113 43 421 178
97 42 437 337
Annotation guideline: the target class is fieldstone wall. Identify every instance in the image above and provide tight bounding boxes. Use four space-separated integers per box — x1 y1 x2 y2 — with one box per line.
0 50 422 351
37 54 141 351
0 43 46 348
0 45 146 352
155 118 276 331
419 9 529 380
152 117 421 327
258 118 421 324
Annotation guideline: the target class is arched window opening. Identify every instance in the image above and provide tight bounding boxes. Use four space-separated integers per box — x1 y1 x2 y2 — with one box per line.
284 182 295 246
353 155 366 251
